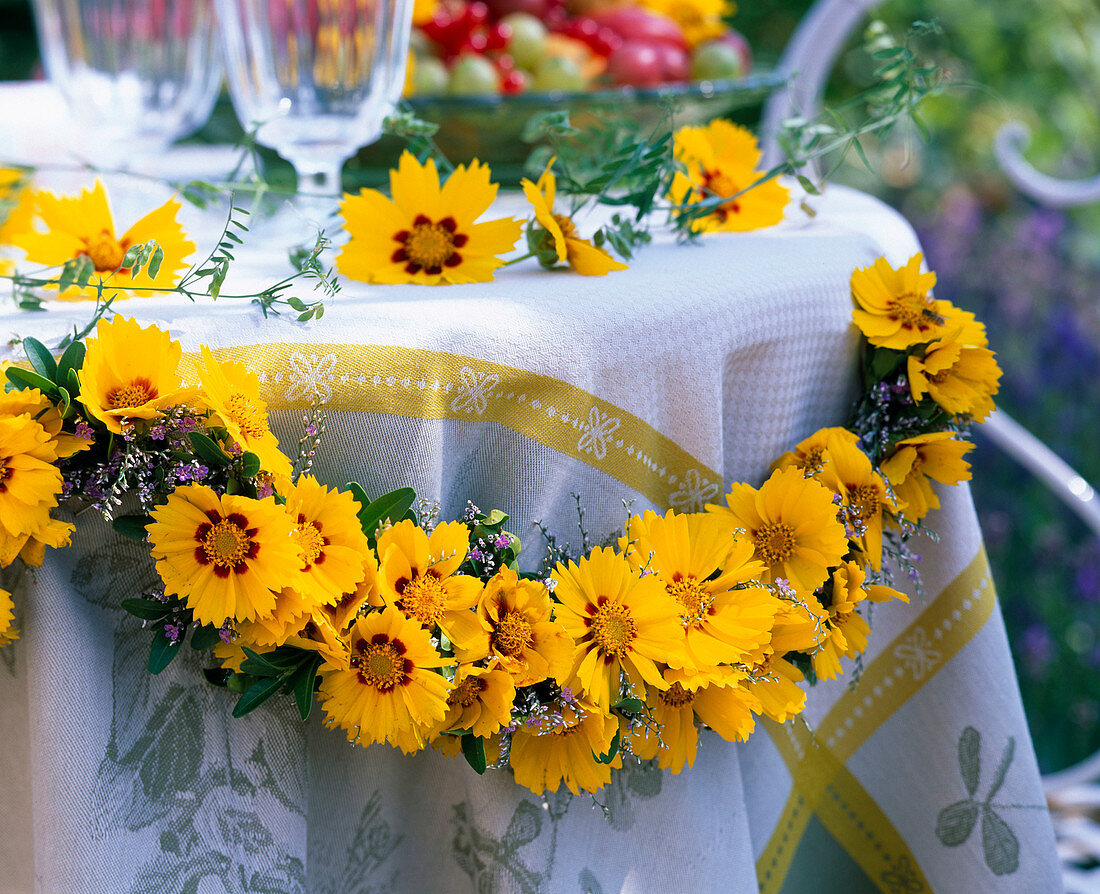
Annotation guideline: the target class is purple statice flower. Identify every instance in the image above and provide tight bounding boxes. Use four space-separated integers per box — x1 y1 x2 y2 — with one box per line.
148 424 167 440
163 622 182 645
469 548 489 563
256 481 275 499
219 623 236 644
493 533 510 550
560 687 575 703
74 421 95 441
304 422 318 436
177 415 201 434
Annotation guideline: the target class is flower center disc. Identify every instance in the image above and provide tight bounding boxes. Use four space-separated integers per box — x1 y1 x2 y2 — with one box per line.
755 522 796 565
203 520 252 569
357 637 408 691
849 484 881 523
223 392 267 440
398 572 446 627
83 230 127 272
552 213 578 239
590 600 637 659
891 292 938 329
449 676 486 708
702 168 741 218
108 379 156 410
296 520 326 566
659 681 695 708
0 458 9 491
407 224 455 268
667 575 712 624
492 610 533 656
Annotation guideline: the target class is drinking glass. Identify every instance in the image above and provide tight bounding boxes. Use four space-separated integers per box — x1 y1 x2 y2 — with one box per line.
31 0 223 164
216 0 414 196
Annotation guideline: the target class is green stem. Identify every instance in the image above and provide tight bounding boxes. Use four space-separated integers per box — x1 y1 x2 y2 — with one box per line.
502 251 536 267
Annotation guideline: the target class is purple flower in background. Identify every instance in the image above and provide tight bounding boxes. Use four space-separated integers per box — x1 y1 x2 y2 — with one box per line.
1022 623 1054 674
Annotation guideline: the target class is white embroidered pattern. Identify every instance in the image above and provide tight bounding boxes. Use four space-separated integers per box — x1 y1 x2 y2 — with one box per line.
284 352 337 403
576 406 621 460
668 468 720 512
450 367 500 415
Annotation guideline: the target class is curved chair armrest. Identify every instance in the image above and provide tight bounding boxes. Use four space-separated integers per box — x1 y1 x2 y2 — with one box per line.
995 122 1100 208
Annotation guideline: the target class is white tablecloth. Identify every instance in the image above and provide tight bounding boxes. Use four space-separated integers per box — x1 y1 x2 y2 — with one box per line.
0 82 1062 894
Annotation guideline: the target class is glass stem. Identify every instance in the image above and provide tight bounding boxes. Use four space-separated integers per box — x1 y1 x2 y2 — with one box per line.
294 159 345 197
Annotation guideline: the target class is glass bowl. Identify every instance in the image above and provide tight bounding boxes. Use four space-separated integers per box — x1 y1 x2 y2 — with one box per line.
350 70 785 184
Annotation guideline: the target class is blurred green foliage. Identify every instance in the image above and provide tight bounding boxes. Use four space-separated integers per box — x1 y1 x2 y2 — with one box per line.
3 0 1100 772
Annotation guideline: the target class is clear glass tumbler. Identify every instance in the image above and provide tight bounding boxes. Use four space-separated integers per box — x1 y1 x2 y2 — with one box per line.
216 0 414 196
31 0 223 163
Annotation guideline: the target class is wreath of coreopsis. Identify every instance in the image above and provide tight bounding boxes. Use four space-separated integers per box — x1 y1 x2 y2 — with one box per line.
0 31 980 792
0 241 999 795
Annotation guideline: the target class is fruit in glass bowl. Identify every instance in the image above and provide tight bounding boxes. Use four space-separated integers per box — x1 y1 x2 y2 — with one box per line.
351 0 780 182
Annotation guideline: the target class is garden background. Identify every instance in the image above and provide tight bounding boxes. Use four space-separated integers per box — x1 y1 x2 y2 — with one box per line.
3 0 1098 773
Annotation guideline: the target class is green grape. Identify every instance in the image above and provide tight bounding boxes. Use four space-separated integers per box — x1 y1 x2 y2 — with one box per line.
690 40 743 82
531 56 586 92
501 12 548 70
413 56 449 96
447 54 501 96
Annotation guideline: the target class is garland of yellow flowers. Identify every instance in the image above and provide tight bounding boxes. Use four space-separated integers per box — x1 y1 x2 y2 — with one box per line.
0 116 1000 794
0 243 999 795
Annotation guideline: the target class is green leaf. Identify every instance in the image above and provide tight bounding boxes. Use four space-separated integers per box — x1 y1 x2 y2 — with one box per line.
149 626 183 674
232 672 291 718
5 366 58 396
121 597 173 621
290 655 323 721
113 514 151 542
958 726 981 798
121 244 144 269
240 452 261 478
56 386 71 417
595 729 621 764
796 175 821 196
612 697 645 715
354 486 417 538
935 800 978 847
203 667 232 688
148 245 164 279
461 734 487 775
190 624 221 651
22 336 57 382
226 673 250 694
981 809 1019 875
188 430 232 467
64 366 81 402
870 348 902 381
485 509 509 527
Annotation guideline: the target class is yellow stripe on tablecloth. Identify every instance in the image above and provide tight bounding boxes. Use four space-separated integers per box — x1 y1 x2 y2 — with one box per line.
756 548 995 891
199 343 724 512
757 720 931 893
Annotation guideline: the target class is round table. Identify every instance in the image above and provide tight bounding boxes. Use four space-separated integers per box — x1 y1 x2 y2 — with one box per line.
0 84 1061 893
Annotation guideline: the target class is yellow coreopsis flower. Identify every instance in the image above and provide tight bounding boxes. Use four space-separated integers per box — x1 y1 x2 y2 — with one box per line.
193 346 293 483
0 413 62 542
629 666 760 773
745 652 806 722
909 333 1002 422
815 429 894 570
377 519 485 650
0 517 74 569
283 475 371 603
880 432 974 521
0 387 91 459
708 466 849 592
0 587 16 646
851 253 986 351
771 425 860 480
0 167 35 274
552 547 686 711
640 0 733 47
319 607 452 753
520 159 627 276
669 119 789 233
78 316 194 435
337 151 521 285
622 509 777 669
12 179 194 301
432 664 516 739
509 701 618 795
812 561 907 680
467 566 573 686
147 485 304 626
